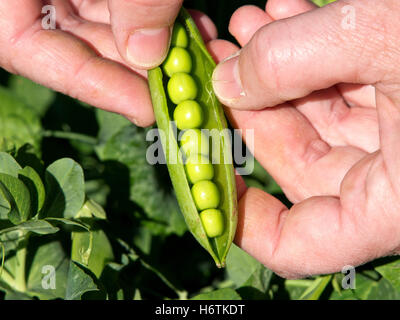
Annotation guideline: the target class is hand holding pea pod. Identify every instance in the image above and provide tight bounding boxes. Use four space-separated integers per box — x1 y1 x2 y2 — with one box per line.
208 0 400 278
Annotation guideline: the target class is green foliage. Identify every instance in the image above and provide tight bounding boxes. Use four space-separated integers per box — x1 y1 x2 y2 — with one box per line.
0 172 32 224
298 275 332 300
312 0 337 7
18 166 46 215
192 288 242 300
375 258 400 291
0 149 107 298
26 240 69 299
71 222 114 278
0 87 42 152
98 120 186 236
65 261 100 300
43 158 85 218
8 75 55 117
226 244 273 299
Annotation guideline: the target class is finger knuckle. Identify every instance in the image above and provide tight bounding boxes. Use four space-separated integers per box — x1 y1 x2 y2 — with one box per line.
250 25 285 98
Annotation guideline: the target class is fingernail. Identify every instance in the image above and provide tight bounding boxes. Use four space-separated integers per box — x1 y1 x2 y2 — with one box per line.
212 51 245 102
127 27 170 68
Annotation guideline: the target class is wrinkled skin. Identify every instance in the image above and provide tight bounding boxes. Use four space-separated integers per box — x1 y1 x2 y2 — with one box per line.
0 0 216 126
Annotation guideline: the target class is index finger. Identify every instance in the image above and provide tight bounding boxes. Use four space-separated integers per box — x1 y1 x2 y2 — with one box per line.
0 0 154 126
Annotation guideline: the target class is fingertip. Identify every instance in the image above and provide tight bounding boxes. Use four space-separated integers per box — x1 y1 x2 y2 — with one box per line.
212 53 244 107
125 87 156 127
124 91 156 127
101 72 155 127
208 40 244 107
187 9 218 42
235 173 247 199
266 0 316 20
229 5 271 46
235 187 286 259
206 39 239 63
108 0 182 69
125 114 155 127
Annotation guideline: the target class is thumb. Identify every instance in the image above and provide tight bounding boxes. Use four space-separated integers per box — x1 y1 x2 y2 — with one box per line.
212 0 386 110
108 0 183 69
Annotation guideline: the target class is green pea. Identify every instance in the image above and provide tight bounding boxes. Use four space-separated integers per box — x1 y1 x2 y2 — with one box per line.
167 73 198 104
185 154 214 184
171 22 188 48
163 47 192 77
173 100 203 130
200 209 224 238
180 129 209 158
191 180 220 211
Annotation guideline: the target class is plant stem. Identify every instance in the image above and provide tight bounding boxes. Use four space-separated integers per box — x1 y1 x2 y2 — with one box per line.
0 267 16 288
285 279 315 287
42 130 98 145
14 236 29 292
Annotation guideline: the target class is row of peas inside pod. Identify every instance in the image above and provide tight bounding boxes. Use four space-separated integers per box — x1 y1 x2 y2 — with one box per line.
163 22 224 238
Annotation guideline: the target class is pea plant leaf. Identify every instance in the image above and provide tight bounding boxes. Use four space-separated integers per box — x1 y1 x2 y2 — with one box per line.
18 166 46 216
65 261 99 300
366 277 400 299
76 198 107 220
350 274 381 300
0 154 24 220
8 75 55 117
99 125 186 236
328 273 378 300
3 290 32 300
95 109 131 156
298 275 332 300
42 158 85 219
71 221 114 278
191 288 242 300
226 244 273 293
0 173 31 224
226 244 259 285
242 264 273 296
312 0 336 7
0 87 42 151
14 145 45 177
374 258 400 292
0 152 22 177
0 220 59 236
0 186 12 220
284 279 317 300
26 239 104 300
27 239 69 299
0 227 21 256
44 217 89 231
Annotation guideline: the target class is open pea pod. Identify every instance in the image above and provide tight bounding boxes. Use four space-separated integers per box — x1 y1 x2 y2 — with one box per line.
147 8 237 267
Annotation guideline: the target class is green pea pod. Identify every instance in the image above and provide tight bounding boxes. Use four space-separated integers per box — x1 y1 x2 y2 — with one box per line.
147 8 237 268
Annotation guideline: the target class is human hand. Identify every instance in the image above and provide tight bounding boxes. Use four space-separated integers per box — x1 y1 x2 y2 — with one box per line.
0 0 217 127
208 0 400 278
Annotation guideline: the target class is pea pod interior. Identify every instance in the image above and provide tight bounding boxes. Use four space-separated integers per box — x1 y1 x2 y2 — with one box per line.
147 8 237 267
